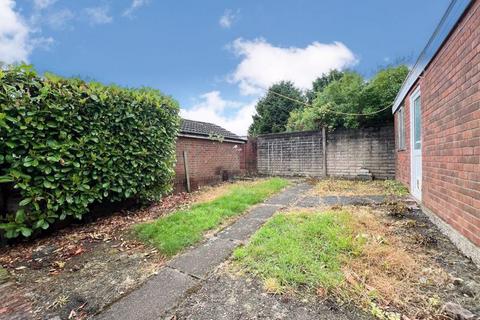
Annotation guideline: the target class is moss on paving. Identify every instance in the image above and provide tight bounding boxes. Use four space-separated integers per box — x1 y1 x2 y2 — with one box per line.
135 178 289 256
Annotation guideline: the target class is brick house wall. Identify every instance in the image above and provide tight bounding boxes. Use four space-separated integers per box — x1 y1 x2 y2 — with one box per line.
256 126 395 179
394 0 480 247
174 137 244 192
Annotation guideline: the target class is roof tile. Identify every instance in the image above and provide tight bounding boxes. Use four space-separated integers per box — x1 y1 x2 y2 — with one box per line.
180 119 245 141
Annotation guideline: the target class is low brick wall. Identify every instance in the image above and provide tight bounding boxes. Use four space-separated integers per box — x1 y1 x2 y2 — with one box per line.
256 126 395 179
174 137 244 192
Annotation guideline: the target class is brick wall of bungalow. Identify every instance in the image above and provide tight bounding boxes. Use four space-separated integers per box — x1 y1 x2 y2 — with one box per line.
174 137 244 192
394 0 480 246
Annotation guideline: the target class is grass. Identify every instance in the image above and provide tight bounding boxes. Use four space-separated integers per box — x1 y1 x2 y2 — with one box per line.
233 210 361 293
313 178 409 197
233 207 448 319
135 178 289 256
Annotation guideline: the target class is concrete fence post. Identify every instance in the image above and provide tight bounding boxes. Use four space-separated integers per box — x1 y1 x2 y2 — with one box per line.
322 127 327 177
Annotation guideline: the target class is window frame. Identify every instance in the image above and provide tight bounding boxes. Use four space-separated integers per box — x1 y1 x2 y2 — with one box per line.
397 105 406 151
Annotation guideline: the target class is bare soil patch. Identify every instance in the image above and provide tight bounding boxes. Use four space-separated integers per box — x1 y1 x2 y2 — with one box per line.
0 181 249 320
173 263 371 320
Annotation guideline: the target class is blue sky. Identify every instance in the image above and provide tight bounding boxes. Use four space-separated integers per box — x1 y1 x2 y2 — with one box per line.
3 0 450 134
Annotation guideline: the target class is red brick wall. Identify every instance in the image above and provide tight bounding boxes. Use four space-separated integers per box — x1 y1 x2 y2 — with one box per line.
395 0 480 246
174 137 244 192
240 137 257 174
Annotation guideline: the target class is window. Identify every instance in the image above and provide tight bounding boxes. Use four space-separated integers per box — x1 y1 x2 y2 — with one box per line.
397 106 406 150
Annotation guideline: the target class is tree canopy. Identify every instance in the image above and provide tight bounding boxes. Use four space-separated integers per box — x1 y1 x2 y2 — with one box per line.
248 81 305 135
287 65 409 131
305 70 345 104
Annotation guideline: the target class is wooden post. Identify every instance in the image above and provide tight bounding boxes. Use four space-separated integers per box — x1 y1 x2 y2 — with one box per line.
322 127 327 177
183 151 191 193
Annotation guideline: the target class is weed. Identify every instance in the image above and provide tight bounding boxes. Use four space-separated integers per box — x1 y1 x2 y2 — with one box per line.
0 267 9 284
384 201 410 218
314 179 409 197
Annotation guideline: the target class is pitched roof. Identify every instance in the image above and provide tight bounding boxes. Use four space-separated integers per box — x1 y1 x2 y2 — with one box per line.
179 119 246 142
392 0 472 113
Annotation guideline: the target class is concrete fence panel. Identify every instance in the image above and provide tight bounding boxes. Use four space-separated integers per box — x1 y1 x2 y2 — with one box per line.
256 126 395 179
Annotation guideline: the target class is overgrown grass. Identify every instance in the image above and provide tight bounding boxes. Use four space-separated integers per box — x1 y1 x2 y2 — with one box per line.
135 178 288 256
233 210 360 293
233 207 448 319
313 178 409 197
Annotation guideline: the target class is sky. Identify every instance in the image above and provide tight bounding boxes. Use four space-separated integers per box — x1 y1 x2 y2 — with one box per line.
2 0 451 135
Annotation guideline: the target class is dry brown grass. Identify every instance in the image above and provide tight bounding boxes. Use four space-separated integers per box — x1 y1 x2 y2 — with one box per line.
192 179 267 204
332 207 449 319
312 178 409 197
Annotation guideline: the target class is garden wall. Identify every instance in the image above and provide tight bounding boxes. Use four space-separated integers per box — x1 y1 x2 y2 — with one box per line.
256 126 395 179
174 137 244 192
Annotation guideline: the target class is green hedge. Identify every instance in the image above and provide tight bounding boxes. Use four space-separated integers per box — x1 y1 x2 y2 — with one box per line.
0 65 180 238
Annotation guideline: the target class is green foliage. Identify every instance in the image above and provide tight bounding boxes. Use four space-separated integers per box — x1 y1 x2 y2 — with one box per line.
305 70 344 104
248 81 305 135
135 178 288 256
0 65 180 238
233 210 360 291
287 65 409 131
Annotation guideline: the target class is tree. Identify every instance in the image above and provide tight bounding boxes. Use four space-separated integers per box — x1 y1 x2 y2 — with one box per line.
305 70 344 104
286 65 409 131
359 65 409 127
248 81 305 135
287 71 364 130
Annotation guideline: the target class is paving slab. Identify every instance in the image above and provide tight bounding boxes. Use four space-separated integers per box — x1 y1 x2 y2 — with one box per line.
97 267 197 320
240 204 278 221
217 216 267 241
264 183 311 205
320 196 341 206
167 237 238 279
365 195 386 203
96 183 312 320
296 196 323 208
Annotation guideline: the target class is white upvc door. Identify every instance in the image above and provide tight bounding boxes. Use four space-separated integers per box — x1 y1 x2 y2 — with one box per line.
410 88 422 200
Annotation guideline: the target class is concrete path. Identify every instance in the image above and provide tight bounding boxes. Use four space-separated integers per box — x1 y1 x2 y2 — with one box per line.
296 194 386 207
96 183 311 320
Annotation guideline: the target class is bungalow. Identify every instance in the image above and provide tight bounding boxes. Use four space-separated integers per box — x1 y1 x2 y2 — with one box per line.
392 0 479 264
174 119 247 192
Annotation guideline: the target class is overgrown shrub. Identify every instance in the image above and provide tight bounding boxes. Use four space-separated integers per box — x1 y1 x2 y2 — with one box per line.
0 65 180 238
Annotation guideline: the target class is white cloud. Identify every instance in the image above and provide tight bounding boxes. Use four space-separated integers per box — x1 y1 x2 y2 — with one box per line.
85 6 113 25
229 38 358 95
123 0 150 17
46 8 74 29
181 91 256 136
0 0 33 63
33 0 57 10
219 9 238 29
